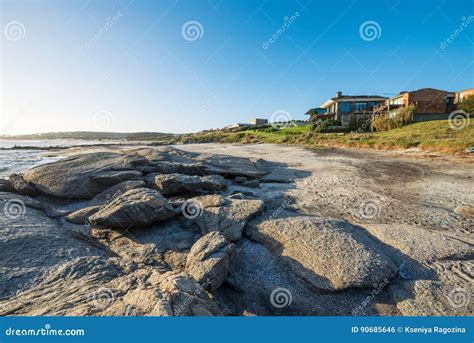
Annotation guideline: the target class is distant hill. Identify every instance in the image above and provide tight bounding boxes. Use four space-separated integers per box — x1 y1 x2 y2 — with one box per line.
0 131 177 141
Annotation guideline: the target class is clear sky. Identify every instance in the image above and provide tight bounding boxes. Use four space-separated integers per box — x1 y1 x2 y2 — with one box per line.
1 0 473 134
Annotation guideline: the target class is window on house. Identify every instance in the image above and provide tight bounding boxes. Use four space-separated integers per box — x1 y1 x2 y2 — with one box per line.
368 101 377 108
356 102 368 111
340 102 351 112
389 97 404 105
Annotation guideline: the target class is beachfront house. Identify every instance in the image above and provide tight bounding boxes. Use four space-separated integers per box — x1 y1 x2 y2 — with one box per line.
454 88 474 106
249 118 268 125
376 88 456 122
317 91 388 127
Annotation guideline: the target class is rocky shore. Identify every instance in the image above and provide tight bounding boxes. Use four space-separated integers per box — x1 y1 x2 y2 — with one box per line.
0 144 472 316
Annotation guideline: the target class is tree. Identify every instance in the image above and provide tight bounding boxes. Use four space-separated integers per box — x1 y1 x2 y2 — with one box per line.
458 95 474 115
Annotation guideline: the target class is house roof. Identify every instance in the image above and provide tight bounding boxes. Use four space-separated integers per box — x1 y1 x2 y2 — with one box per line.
320 95 387 108
305 108 325 115
456 87 474 94
387 88 452 100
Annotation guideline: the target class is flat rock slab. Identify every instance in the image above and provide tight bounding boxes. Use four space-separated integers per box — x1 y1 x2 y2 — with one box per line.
196 154 267 179
363 224 473 262
1 191 44 212
0 205 110 301
247 215 398 291
193 195 264 241
389 280 473 316
89 188 176 228
260 168 296 183
23 152 145 199
186 232 235 291
0 256 123 316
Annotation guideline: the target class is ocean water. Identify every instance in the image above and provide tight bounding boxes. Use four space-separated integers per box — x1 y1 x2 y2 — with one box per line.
0 139 113 178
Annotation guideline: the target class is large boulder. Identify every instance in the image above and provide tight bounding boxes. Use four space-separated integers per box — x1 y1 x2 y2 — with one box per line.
193 195 264 241
88 188 176 228
89 180 146 206
9 173 38 196
65 205 103 224
23 152 145 199
225 239 381 315
154 174 227 195
247 215 398 291
185 232 235 291
154 174 201 195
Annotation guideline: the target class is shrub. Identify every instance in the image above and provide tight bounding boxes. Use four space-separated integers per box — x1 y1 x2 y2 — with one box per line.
458 95 474 114
311 118 342 132
372 104 416 132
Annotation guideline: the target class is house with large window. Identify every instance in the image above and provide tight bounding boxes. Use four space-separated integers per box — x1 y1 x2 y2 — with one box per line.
316 91 388 126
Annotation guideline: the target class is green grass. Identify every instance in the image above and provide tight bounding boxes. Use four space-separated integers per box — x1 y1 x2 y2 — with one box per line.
174 119 474 155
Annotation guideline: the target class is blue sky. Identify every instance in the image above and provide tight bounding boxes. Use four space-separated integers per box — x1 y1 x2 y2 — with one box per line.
1 0 473 134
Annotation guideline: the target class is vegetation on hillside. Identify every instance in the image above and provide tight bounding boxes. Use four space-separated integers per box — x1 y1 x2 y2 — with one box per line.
458 95 474 115
171 119 474 155
372 104 416 132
